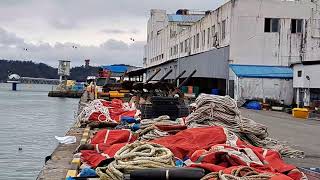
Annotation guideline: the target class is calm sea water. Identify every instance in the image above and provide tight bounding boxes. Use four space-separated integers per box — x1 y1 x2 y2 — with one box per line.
0 83 78 179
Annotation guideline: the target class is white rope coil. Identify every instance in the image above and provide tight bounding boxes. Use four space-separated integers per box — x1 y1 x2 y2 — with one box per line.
96 141 175 180
137 116 182 141
200 166 272 180
77 99 115 123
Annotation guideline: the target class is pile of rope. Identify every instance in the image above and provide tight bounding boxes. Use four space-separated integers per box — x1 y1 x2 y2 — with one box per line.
137 116 182 141
186 94 304 158
77 99 114 123
96 141 175 180
200 166 272 180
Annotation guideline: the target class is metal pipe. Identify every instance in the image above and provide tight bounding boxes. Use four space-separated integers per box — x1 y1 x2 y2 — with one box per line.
177 70 197 89
159 69 173 82
145 68 161 83
173 70 186 84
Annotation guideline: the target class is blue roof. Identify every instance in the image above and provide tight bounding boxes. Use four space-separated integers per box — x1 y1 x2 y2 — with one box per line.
230 65 293 79
167 14 204 23
102 65 129 73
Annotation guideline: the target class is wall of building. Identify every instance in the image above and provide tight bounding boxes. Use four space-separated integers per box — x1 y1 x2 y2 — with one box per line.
145 1 233 68
146 0 320 69
144 0 320 103
234 77 293 105
145 47 229 81
178 47 229 79
167 2 232 61
145 61 177 81
230 0 320 66
293 64 320 89
146 9 168 67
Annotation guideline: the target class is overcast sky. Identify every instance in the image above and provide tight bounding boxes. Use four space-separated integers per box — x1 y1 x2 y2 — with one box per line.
0 0 225 67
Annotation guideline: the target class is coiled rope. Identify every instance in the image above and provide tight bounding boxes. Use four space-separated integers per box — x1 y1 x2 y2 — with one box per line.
186 94 304 158
137 116 182 141
77 99 114 123
96 141 175 180
200 166 272 180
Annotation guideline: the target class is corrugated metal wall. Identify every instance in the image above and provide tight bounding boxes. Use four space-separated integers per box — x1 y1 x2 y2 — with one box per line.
146 46 229 81
179 47 229 79
238 78 293 105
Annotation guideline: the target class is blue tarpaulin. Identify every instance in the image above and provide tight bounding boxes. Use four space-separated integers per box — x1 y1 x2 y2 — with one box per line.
102 65 129 73
230 64 293 79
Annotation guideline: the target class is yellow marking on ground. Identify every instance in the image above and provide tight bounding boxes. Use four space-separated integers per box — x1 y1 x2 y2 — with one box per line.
66 170 78 178
80 138 87 144
71 158 81 166
84 127 90 133
82 132 89 138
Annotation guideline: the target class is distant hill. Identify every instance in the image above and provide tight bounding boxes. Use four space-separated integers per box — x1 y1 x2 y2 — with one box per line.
70 66 100 81
0 60 99 82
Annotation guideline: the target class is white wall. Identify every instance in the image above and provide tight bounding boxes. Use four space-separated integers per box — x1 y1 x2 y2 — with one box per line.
293 64 320 88
235 77 293 105
145 0 320 98
145 0 320 69
230 0 320 66
145 1 233 68
146 9 168 67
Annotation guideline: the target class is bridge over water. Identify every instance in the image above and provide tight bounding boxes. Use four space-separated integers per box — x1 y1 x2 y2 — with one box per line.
18 77 60 85
7 74 60 90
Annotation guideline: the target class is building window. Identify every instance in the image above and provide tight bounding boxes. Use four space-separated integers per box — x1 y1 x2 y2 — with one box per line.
212 25 215 35
196 33 200 49
170 48 173 56
176 45 178 54
193 35 196 50
291 19 303 33
264 18 280 32
221 20 226 39
207 27 211 46
212 25 216 47
202 30 206 47
184 39 188 52
180 42 183 53
170 29 176 38
298 70 302 77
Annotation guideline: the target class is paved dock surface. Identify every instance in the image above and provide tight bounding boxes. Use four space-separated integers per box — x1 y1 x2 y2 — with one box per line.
37 127 83 180
240 109 320 167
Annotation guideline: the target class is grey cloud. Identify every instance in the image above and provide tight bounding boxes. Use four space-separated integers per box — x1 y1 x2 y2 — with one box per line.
100 39 128 50
49 18 78 29
0 28 143 67
101 28 140 35
0 0 225 29
101 29 127 34
0 0 226 66
0 27 25 46
130 29 140 34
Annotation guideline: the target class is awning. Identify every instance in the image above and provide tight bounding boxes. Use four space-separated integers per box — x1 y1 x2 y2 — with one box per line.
127 67 146 76
230 64 293 79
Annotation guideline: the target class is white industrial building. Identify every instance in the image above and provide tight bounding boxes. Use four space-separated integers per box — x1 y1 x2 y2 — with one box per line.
144 0 320 106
